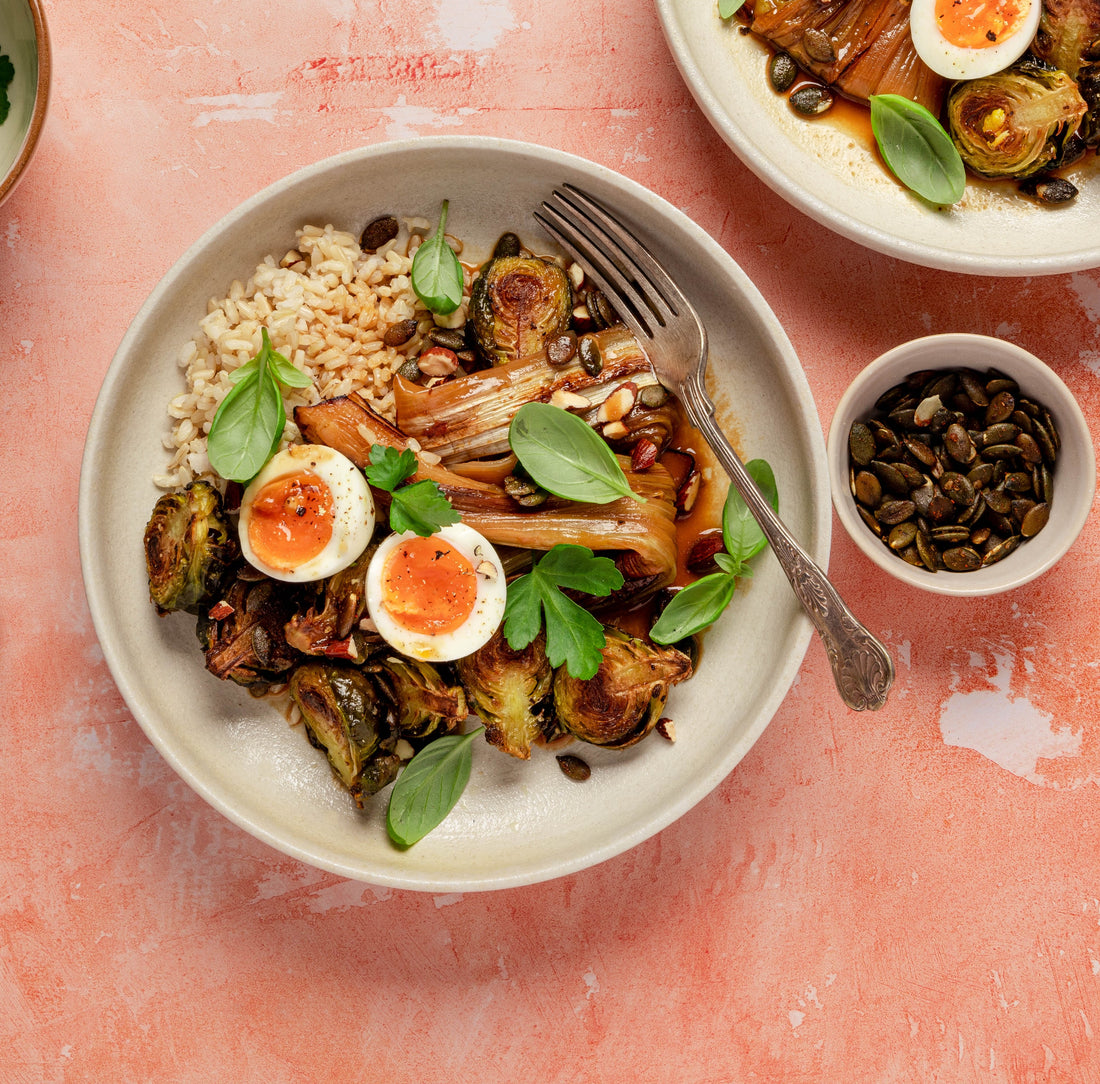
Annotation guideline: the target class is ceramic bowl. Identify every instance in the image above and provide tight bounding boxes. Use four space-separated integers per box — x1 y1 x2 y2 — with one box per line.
827 334 1096 596
656 0 1100 275
0 0 49 206
79 137 831 890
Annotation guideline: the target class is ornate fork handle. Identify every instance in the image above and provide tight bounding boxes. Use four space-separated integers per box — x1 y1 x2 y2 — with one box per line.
680 376 894 711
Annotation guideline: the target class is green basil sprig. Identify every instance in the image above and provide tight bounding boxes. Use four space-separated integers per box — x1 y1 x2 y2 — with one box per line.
869 94 966 206
503 544 625 679
207 328 312 483
386 725 485 846
650 459 778 644
411 200 464 315
509 401 644 505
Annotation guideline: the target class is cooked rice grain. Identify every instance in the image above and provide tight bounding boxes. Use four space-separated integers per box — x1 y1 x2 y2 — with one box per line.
155 222 464 489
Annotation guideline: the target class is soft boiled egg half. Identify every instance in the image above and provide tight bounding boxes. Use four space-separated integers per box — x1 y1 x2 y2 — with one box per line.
366 523 507 662
239 444 375 582
909 0 1041 80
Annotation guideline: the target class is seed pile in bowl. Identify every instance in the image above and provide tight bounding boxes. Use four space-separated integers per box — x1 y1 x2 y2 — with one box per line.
847 367 1059 573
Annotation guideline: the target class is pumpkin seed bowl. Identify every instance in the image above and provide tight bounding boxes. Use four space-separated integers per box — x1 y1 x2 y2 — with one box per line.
827 334 1095 597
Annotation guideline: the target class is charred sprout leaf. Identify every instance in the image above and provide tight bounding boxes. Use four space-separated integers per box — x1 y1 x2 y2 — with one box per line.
469 254 572 365
553 628 692 749
946 61 1088 179
411 200 464 315
503 544 624 680
198 570 300 686
386 726 485 846
290 662 386 801
509 402 644 505
144 480 237 615
207 329 310 483
284 548 373 654
869 94 966 204
365 443 460 537
370 656 468 740
455 628 553 759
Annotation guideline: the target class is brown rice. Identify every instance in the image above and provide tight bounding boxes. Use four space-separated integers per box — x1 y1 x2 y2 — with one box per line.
156 220 469 489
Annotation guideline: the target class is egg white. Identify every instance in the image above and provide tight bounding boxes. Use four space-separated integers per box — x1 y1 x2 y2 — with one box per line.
238 444 375 583
909 0 1041 80
365 523 507 662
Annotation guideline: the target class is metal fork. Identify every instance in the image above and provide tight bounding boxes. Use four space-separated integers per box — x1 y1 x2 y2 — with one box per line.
536 185 894 711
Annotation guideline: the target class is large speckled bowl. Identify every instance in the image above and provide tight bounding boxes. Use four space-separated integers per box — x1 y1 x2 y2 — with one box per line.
79 137 830 891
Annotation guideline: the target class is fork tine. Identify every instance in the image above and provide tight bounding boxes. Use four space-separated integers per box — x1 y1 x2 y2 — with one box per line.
536 187 683 341
554 184 696 324
534 203 662 342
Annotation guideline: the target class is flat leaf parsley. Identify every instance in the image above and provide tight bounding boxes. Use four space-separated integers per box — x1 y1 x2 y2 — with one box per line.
364 444 460 537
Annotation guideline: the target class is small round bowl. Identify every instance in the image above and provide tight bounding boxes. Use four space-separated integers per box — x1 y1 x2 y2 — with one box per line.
827 333 1096 597
0 0 50 207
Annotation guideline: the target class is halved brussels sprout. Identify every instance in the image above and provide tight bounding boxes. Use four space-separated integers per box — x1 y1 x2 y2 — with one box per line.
946 60 1088 179
143 480 237 615
289 661 400 805
284 547 374 656
1033 0 1100 77
553 627 692 749
469 255 572 366
370 656 468 740
455 628 553 759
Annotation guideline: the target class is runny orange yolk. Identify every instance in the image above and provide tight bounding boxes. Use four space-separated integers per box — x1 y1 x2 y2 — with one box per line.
247 469 335 571
380 535 477 636
934 0 1030 49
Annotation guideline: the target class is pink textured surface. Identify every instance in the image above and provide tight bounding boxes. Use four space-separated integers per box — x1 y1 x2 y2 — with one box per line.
5 1 1100 1081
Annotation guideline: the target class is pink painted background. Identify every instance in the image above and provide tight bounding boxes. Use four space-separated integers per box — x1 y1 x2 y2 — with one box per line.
5 0 1100 1080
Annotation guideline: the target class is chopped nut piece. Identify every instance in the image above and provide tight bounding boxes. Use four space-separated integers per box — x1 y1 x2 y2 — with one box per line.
596 382 638 424
630 438 659 471
550 388 592 411
418 346 459 377
602 420 630 440
207 600 235 620
656 718 676 742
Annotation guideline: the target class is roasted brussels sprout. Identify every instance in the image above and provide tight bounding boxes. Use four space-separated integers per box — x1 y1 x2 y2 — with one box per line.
197 567 300 687
1033 0 1100 77
469 255 572 366
289 661 400 805
284 547 374 657
369 656 468 740
143 480 237 616
946 60 1088 179
553 627 692 749
455 628 553 759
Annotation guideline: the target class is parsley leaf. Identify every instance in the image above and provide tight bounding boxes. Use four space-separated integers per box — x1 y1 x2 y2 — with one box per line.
503 544 624 679
365 444 460 537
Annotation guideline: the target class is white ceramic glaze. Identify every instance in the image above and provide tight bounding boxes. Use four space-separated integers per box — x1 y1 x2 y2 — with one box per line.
828 334 1095 596
655 0 1100 276
0 0 49 205
78 137 830 890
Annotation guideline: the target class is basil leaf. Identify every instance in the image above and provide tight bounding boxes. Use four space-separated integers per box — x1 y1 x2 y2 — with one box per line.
718 0 746 16
207 367 285 483
509 402 643 505
503 544 624 679
649 571 739 644
411 200 464 315
722 458 777 571
266 347 312 389
386 727 485 847
389 479 462 537
869 94 966 205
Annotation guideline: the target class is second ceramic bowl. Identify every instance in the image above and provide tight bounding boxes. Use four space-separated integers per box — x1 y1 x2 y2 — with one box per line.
827 334 1096 597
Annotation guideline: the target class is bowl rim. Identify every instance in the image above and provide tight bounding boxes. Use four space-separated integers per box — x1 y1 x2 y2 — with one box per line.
0 0 50 205
827 332 1097 597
